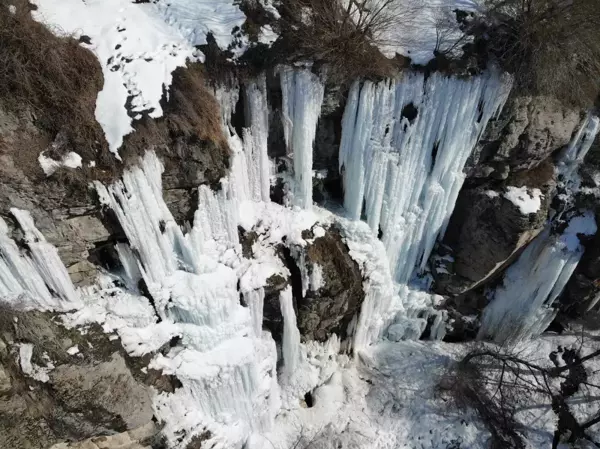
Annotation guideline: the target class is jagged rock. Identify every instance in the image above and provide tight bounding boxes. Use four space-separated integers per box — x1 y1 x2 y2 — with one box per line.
468 95 581 177
0 306 170 449
434 161 556 296
292 227 364 342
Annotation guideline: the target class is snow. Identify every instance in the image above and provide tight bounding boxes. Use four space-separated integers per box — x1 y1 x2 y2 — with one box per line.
258 25 279 46
30 0 245 155
38 151 82 176
280 67 326 210
18 343 54 382
8 4 16 14
485 189 499 198
504 186 543 215
340 70 512 284
66 345 79 355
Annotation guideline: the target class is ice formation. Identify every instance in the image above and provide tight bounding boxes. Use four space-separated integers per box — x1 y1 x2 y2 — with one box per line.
339 70 512 284
280 67 326 209
479 117 600 344
478 214 597 344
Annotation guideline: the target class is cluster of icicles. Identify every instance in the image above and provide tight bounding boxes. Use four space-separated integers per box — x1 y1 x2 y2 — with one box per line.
0 65 598 447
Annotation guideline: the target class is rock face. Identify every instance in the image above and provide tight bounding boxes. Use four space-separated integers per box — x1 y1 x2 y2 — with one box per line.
292 227 364 342
468 95 581 178
0 306 168 449
434 160 556 296
253 226 364 344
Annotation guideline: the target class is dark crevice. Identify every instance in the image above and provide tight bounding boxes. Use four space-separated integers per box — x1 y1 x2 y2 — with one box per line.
280 245 303 310
304 391 314 408
232 85 245 138
401 102 418 124
431 140 440 172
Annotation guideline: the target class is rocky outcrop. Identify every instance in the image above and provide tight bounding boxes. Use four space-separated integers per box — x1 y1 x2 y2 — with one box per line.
559 210 600 316
468 95 581 178
248 225 364 344
0 306 173 449
49 423 158 449
433 160 556 296
292 227 364 342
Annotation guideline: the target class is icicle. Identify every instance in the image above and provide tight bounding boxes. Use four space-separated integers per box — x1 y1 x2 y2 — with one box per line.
216 78 271 204
243 287 265 337
280 67 326 210
339 71 513 283
478 222 591 344
0 217 56 307
10 209 81 309
244 75 271 202
279 286 301 374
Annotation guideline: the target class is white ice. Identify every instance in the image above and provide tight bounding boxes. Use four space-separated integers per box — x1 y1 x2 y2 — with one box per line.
340 70 512 284
504 186 543 215
280 67 326 210
38 151 82 176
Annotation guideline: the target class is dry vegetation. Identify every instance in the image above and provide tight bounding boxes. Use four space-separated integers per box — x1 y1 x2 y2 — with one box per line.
440 342 600 448
0 0 114 181
473 0 600 108
0 0 228 200
278 0 405 83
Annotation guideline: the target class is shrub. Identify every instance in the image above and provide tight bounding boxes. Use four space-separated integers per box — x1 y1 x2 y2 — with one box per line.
0 0 108 166
476 0 600 108
278 0 404 83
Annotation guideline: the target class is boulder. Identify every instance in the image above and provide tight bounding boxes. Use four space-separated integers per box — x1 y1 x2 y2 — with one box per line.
434 160 556 296
468 95 581 177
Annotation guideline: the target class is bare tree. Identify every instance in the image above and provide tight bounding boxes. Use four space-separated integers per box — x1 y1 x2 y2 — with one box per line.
440 337 600 448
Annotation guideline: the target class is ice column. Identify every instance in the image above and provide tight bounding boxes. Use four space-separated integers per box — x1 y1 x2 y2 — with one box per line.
478 214 596 344
479 116 600 344
243 288 265 337
94 151 202 312
0 217 56 308
280 67 326 209
339 71 512 283
216 76 271 203
279 286 301 374
9 209 81 309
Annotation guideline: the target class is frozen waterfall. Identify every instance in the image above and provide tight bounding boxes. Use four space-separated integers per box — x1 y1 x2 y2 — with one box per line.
479 116 600 344
339 71 512 284
478 213 597 344
280 67 326 210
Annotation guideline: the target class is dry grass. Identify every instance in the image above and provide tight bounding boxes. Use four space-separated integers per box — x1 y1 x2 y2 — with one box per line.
0 0 108 166
478 0 600 108
121 63 230 188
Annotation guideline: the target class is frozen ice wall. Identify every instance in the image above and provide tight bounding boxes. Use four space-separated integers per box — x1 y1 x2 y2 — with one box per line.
280 67 326 210
479 117 600 344
478 213 597 344
217 76 271 203
94 150 279 447
339 71 512 284
0 212 81 311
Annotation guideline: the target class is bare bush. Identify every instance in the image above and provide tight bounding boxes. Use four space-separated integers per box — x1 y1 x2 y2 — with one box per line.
475 0 600 108
440 341 600 449
0 0 107 164
280 0 421 82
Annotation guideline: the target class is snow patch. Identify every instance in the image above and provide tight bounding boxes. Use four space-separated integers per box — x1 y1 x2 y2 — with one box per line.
504 186 543 215
38 151 82 176
18 344 54 382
